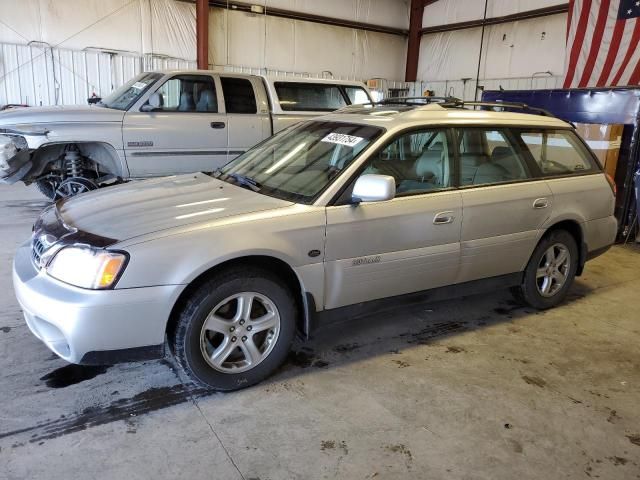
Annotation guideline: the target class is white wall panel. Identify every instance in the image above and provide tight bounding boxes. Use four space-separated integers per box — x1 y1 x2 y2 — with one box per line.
482 14 566 78
423 0 567 27
418 28 483 81
211 8 406 80
265 0 409 29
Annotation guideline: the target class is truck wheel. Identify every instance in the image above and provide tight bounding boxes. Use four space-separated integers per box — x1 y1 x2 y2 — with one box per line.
511 230 578 309
54 177 98 199
171 268 297 391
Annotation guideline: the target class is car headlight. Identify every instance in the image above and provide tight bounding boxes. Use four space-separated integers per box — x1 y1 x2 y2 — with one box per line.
46 246 128 289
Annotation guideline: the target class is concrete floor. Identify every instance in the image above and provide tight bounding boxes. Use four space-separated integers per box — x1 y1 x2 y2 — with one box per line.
0 183 639 480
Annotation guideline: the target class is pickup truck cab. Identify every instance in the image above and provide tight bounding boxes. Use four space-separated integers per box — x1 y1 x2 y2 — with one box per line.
0 70 372 199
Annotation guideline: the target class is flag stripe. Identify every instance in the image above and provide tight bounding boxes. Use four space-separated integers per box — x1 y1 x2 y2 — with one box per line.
578 0 611 87
567 0 575 40
597 18 627 86
564 0 594 88
588 2 624 86
628 59 640 84
610 17 640 85
605 16 638 85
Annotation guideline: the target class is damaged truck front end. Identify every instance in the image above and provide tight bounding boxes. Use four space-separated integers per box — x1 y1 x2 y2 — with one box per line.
0 126 49 185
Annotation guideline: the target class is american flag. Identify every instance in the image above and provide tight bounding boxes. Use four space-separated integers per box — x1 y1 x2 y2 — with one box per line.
564 0 640 88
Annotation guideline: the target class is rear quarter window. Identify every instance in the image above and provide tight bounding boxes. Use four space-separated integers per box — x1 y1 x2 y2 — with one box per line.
274 82 347 111
516 129 600 176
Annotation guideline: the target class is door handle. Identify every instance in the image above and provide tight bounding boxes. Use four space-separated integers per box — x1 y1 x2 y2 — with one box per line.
533 198 549 209
433 211 455 225
210 122 226 129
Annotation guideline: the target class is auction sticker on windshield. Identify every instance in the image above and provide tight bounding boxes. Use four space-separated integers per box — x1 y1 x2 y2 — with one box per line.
132 81 148 90
321 132 364 147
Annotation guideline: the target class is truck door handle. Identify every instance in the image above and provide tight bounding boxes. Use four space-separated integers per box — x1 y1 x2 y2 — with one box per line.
433 211 455 225
533 198 549 209
210 122 226 129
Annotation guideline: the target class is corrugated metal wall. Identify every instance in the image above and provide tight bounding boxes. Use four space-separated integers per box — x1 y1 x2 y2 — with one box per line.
0 41 195 107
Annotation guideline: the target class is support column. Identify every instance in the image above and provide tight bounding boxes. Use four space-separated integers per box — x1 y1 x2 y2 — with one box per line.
405 0 424 82
196 0 209 70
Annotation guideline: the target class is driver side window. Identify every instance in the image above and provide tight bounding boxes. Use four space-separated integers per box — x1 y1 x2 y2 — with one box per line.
153 75 218 113
359 129 453 196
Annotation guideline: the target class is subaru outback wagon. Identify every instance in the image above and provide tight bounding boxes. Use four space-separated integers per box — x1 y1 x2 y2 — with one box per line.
13 100 617 390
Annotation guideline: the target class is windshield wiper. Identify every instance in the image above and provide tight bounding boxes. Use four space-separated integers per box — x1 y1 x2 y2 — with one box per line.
227 173 261 192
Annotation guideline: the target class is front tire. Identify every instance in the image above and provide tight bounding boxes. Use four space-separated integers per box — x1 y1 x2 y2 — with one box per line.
171 268 297 391
511 230 578 309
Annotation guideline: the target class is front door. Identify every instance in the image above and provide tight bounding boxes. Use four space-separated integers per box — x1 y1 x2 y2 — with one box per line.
455 127 553 282
324 129 462 309
123 73 228 177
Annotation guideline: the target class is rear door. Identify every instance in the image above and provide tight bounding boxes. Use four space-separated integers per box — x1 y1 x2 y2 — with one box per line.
456 127 553 282
220 76 269 162
324 128 462 309
123 73 228 176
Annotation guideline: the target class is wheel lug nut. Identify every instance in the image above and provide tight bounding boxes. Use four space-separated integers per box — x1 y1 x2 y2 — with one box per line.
239 320 245 325
231 336 237 342
242 336 247 341
230 326 235 332
247 326 252 331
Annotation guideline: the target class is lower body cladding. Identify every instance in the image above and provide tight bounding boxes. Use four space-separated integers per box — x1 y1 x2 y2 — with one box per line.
13 242 181 364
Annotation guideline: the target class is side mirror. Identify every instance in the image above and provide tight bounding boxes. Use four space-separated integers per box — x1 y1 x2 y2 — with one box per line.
141 92 163 112
352 174 396 203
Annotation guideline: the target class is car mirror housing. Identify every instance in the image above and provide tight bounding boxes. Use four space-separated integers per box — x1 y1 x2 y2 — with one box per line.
351 174 396 203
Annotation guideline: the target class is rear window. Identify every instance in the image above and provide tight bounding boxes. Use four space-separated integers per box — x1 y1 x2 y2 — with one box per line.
516 129 599 176
344 86 370 105
274 82 347 111
221 77 257 114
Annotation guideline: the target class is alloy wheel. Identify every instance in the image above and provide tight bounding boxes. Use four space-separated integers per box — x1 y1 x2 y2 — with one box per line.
199 292 281 373
536 243 571 297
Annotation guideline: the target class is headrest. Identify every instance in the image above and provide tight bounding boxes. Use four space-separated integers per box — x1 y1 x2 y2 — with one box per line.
491 146 512 160
415 150 442 177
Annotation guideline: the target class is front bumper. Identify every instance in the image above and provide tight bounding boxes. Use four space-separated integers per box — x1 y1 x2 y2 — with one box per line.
12 241 183 364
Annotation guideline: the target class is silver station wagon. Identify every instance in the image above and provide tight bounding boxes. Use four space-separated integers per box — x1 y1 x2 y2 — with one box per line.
13 100 618 390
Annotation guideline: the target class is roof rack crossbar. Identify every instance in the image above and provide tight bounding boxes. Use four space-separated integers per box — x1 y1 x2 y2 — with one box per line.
444 100 556 118
366 96 461 106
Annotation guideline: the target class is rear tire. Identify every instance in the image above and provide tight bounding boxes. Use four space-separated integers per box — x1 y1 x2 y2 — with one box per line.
171 268 297 391
511 229 578 309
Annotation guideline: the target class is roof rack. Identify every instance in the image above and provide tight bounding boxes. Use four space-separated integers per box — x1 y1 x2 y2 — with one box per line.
441 99 556 118
375 96 461 106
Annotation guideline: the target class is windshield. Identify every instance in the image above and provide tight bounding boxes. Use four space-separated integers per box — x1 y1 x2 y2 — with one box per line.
218 121 383 203
98 72 162 110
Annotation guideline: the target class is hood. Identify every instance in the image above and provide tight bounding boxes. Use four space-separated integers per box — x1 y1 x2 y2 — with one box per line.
56 173 294 242
0 104 125 127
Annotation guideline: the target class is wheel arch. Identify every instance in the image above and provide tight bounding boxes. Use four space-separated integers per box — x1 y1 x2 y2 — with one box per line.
166 255 313 345
542 219 586 276
29 141 127 179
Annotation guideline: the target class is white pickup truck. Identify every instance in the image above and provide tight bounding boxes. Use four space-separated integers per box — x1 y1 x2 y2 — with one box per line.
0 70 372 198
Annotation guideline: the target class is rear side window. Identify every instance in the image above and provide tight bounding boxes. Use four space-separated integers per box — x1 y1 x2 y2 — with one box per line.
221 77 257 114
517 130 598 176
344 86 370 105
456 128 532 186
274 82 347 111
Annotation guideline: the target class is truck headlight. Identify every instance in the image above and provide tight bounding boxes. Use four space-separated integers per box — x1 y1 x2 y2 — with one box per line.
46 246 128 289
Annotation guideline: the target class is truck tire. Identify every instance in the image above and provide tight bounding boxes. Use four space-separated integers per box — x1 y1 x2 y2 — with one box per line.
35 178 58 200
171 267 297 391
511 229 578 309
